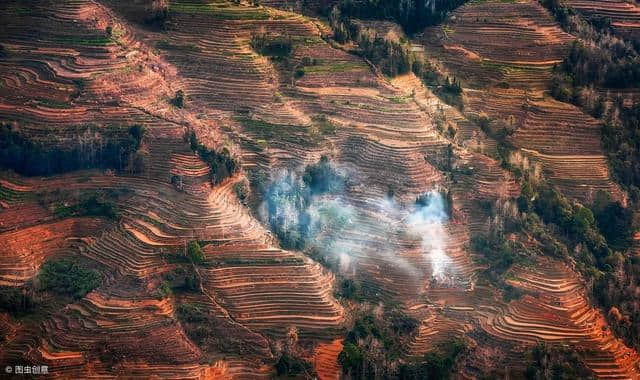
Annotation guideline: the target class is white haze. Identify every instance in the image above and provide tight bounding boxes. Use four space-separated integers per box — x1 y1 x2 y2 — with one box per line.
259 168 452 281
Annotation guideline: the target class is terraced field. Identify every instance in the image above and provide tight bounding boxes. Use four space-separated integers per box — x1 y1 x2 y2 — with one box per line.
1 0 638 378
565 0 640 40
422 0 624 203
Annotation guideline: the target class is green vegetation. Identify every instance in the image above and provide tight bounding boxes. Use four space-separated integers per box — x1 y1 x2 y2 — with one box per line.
0 287 34 316
156 40 200 52
251 32 293 58
337 278 363 301
187 241 205 265
171 90 186 108
55 35 113 47
53 195 119 220
144 3 171 30
542 0 640 201
302 155 345 195
168 3 269 20
512 178 640 350
188 131 238 185
38 258 101 299
332 0 471 34
524 343 594 380
397 340 466 379
328 11 464 108
329 14 414 77
300 61 366 74
274 353 315 378
338 313 458 379
233 180 249 204
601 103 640 202
472 229 525 281
176 301 263 355
261 156 346 250
0 124 145 176
156 281 172 300
312 115 338 136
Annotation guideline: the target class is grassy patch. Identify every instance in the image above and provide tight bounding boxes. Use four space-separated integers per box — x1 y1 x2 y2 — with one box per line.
389 95 410 104
302 61 366 74
156 40 201 52
55 35 113 46
169 3 270 20
236 117 319 145
37 99 71 109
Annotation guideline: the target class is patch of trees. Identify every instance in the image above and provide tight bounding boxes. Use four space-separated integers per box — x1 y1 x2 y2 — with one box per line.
0 124 145 176
302 155 345 194
595 256 640 352
187 241 205 265
144 0 171 30
542 0 640 198
176 302 263 355
251 32 293 58
328 8 464 108
274 353 315 378
258 156 346 250
515 180 640 349
416 189 453 218
518 184 633 266
470 225 527 302
171 90 185 108
38 258 101 299
524 343 594 380
338 312 422 378
188 131 239 185
0 287 34 316
337 278 363 301
472 229 522 279
53 195 120 220
601 102 640 202
329 13 415 77
335 0 470 34
397 340 466 380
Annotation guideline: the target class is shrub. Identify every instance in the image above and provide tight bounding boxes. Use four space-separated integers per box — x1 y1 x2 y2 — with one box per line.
177 303 206 323
338 342 364 374
275 353 315 377
172 90 185 108
188 132 239 185
233 181 249 204
38 259 101 299
187 241 205 264
397 340 466 379
302 155 344 194
251 32 293 57
338 278 362 301
156 281 172 299
54 196 119 220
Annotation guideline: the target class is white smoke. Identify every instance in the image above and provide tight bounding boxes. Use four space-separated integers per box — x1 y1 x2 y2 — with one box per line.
259 167 452 281
406 190 450 280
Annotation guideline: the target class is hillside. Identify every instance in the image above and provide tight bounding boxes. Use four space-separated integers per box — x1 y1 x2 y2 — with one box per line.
1 0 639 379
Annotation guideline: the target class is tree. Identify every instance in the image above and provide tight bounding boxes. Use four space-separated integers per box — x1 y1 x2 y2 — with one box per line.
172 90 185 108
38 259 101 299
187 241 205 264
